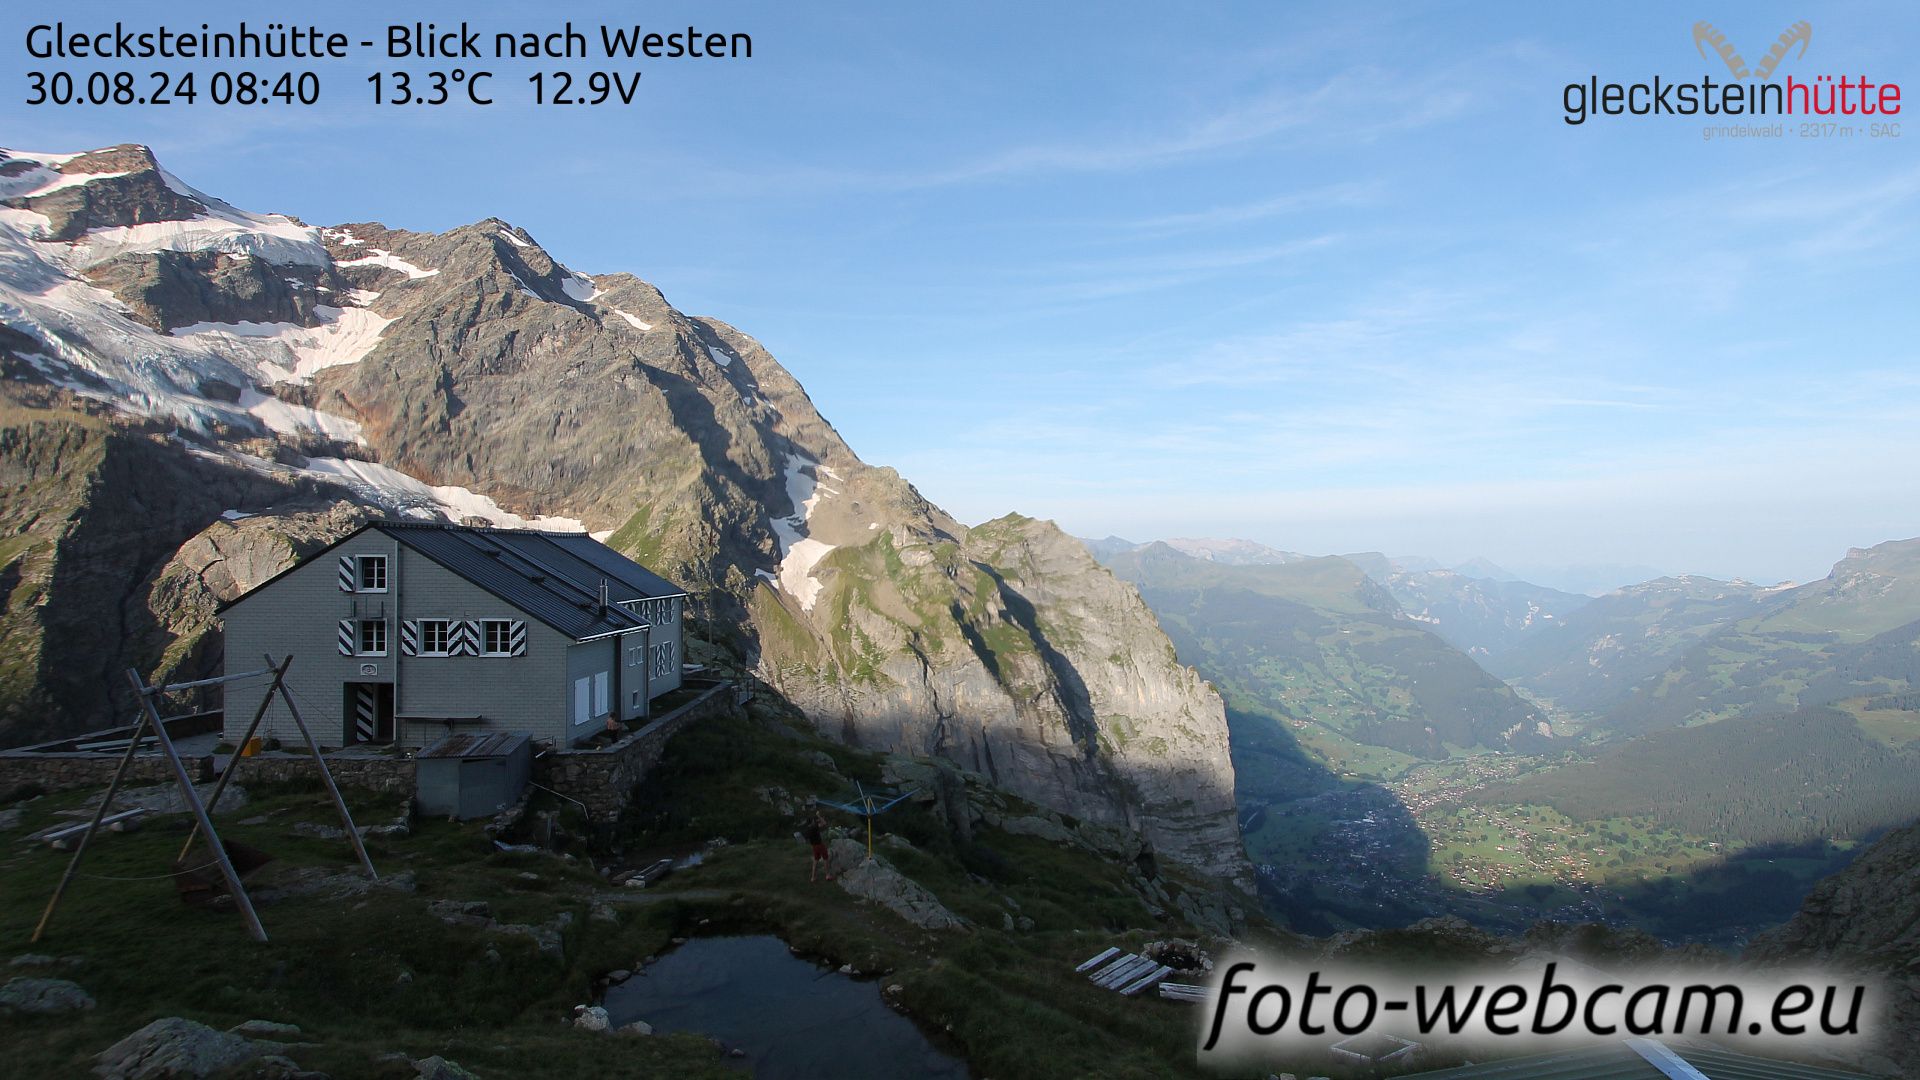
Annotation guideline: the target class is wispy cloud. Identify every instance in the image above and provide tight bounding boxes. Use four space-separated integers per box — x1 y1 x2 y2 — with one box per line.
1113 181 1383 236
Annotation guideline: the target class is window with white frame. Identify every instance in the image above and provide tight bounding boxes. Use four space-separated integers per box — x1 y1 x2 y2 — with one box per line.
651 639 677 679
626 639 645 667
420 619 451 656
630 689 643 710
593 671 609 717
357 555 388 592
480 619 514 656
358 619 387 656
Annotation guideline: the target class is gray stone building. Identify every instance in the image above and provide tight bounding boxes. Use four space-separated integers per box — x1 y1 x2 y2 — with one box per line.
221 522 687 749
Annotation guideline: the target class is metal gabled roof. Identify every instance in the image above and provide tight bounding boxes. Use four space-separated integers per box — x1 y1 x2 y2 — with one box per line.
539 532 687 600
377 522 653 641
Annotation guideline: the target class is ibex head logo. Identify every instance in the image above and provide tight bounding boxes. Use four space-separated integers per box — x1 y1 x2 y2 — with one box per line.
1693 20 1812 80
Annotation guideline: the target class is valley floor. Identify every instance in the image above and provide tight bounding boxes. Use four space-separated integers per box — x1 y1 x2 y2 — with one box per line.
1247 749 1870 948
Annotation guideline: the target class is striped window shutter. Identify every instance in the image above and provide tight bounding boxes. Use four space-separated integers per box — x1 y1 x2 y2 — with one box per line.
400 620 418 657
449 619 479 657
338 555 355 591
508 620 526 656
337 619 354 655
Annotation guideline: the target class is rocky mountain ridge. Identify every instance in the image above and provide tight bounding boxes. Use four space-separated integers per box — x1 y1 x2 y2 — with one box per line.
0 144 1248 885
1747 818 1920 1078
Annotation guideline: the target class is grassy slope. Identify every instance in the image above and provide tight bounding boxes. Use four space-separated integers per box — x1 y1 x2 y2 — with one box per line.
2 702 1283 1080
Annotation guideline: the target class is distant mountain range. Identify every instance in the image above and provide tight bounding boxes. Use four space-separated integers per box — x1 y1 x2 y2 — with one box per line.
1492 538 1920 737
1092 541 1552 761
1090 536 1593 661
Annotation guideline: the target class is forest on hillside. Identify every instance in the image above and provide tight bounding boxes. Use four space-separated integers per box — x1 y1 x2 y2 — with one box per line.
1478 706 1920 846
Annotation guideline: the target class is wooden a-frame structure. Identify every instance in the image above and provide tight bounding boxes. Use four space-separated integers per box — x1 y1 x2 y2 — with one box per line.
30 654 377 944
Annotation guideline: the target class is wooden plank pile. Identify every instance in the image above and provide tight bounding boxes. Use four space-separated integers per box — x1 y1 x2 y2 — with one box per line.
1074 947 1174 998
1157 981 1210 1003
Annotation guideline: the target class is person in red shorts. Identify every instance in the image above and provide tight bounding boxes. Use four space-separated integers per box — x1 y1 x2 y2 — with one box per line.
804 810 832 882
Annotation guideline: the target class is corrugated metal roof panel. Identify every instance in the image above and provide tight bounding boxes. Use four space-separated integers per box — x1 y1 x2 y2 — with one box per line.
541 532 686 599
379 524 648 641
418 732 530 759
1678 1046 1879 1080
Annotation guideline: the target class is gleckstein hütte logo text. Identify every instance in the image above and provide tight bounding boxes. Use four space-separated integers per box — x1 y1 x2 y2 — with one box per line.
1562 20 1902 126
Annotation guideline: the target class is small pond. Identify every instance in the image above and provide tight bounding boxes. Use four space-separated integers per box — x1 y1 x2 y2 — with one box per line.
603 935 969 1079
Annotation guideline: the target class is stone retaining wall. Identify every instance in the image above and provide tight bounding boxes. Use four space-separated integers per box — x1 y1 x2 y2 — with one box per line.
0 750 413 798
3 681 735 817
537 680 738 823
223 754 414 794
0 754 186 796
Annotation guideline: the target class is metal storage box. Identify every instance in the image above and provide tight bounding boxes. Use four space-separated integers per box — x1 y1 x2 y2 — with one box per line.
415 732 533 819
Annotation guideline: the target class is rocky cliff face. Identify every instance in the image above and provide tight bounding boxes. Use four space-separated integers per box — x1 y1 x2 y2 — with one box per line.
0 392 352 744
1747 819 1920 1077
0 144 1249 883
761 514 1246 884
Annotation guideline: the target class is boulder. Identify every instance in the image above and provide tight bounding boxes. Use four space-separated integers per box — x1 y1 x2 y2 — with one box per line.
413 1055 479 1079
999 815 1077 846
228 1019 302 1039
425 899 492 927
494 911 571 961
92 1017 263 1078
571 1005 610 1033
9 953 78 969
829 838 966 931
0 976 94 1014
614 1020 653 1036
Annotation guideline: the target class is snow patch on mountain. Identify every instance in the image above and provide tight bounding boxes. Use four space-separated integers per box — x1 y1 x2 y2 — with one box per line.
298 456 587 532
0 166 134 200
171 304 395 383
769 453 835 610
67 214 329 270
335 249 439 279
614 310 652 331
560 274 599 302
238 387 363 442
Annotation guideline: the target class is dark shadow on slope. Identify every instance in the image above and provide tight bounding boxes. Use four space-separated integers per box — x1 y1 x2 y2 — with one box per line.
971 561 1100 760
946 600 1003 683
1224 701 1438 935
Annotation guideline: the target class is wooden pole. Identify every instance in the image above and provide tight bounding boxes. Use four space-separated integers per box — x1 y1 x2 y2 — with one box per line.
149 668 276 694
179 655 292 862
269 655 377 880
128 667 268 943
30 710 152 943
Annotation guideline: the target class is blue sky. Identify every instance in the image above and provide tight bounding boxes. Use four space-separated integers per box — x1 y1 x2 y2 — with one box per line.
6 1 1918 586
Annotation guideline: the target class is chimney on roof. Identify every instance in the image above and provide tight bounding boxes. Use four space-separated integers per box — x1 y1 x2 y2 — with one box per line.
599 578 609 613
